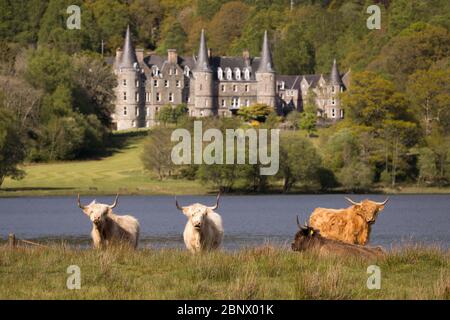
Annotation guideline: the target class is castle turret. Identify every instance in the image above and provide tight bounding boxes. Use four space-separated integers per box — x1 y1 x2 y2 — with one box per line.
325 59 344 120
191 29 214 117
255 30 276 108
113 25 143 130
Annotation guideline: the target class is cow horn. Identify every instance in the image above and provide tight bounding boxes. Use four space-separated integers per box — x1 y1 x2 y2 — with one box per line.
175 196 183 211
209 192 221 210
296 216 302 229
376 197 389 206
77 194 85 209
345 197 361 205
109 194 119 209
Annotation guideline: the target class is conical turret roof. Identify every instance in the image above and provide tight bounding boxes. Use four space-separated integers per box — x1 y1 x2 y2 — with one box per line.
257 30 274 73
120 25 138 69
194 29 211 72
330 59 344 86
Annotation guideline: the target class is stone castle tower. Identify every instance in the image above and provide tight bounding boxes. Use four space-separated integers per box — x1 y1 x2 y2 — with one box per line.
190 29 215 117
112 25 144 130
255 30 276 108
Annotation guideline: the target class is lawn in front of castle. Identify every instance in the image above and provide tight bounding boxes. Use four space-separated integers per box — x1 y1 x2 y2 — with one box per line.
1 128 450 197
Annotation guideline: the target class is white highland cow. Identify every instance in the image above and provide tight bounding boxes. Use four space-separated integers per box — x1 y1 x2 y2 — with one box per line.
77 194 140 249
175 194 224 253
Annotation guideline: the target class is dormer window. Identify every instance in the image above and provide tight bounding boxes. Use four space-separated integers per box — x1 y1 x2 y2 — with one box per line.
226 68 232 80
152 67 159 76
217 67 223 80
234 68 241 81
184 66 190 76
244 68 250 80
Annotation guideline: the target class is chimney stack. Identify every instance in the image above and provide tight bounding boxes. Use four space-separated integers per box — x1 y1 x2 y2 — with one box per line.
243 49 250 65
168 49 178 64
136 48 144 63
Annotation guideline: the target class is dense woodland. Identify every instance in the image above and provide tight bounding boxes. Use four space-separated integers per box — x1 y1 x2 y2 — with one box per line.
0 0 449 191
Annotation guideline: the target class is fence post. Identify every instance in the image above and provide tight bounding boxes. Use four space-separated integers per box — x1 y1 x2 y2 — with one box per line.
8 233 16 248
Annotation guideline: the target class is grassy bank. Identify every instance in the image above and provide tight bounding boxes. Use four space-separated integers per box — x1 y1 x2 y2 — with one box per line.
0 134 207 197
0 245 448 299
1 131 450 197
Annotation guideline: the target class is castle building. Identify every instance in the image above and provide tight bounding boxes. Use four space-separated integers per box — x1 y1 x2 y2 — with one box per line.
112 26 350 130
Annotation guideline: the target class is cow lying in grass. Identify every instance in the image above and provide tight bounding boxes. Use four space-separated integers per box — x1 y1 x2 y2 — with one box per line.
175 193 224 253
292 217 385 259
77 194 140 249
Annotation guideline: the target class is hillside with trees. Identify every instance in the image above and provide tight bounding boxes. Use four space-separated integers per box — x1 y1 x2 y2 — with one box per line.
0 0 449 192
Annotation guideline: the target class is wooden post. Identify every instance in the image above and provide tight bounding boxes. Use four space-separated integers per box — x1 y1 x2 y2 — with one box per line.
8 233 16 248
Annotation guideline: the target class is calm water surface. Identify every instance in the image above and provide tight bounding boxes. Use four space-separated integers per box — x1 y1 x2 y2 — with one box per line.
0 195 449 250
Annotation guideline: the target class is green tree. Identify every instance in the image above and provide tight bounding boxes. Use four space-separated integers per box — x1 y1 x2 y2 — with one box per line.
157 104 188 125
277 133 322 192
141 128 174 180
157 21 187 54
237 103 272 122
406 68 450 135
0 102 26 187
208 1 250 55
273 24 315 75
341 71 411 128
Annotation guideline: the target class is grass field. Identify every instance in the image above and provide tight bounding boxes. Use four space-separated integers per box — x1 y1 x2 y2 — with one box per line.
0 245 448 299
0 134 207 197
1 130 449 197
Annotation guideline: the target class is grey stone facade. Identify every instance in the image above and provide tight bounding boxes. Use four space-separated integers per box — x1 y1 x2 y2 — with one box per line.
112 27 350 130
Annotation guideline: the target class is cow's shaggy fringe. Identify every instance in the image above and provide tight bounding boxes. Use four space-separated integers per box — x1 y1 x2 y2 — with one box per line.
0 244 448 299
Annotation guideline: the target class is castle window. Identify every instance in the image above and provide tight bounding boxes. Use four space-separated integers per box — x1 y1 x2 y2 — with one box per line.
123 106 127 115
123 79 127 86
331 108 336 118
234 68 241 81
146 107 150 116
244 68 250 80
277 81 285 90
184 66 190 76
132 120 136 127
175 69 178 75
233 85 237 92
176 80 181 87
331 86 335 93
332 98 335 105
245 84 249 92
205 100 208 107
245 99 250 107
221 99 226 107
153 80 158 87
146 121 150 128
221 84 225 92
146 92 150 102
156 92 161 102
340 109 344 118
218 68 223 80
135 92 139 102
231 97 240 108
136 80 139 87
123 92 127 101
169 92 174 102
135 107 139 116
169 69 173 75
340 86 344 93
164 80 169 87
226 68 232 80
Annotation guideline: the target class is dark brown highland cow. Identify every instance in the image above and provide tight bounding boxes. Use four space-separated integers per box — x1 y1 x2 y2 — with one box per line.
292 217 385 259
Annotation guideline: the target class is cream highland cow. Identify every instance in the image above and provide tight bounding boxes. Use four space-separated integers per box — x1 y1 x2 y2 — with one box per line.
77 194 140 249
175 194 224 253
